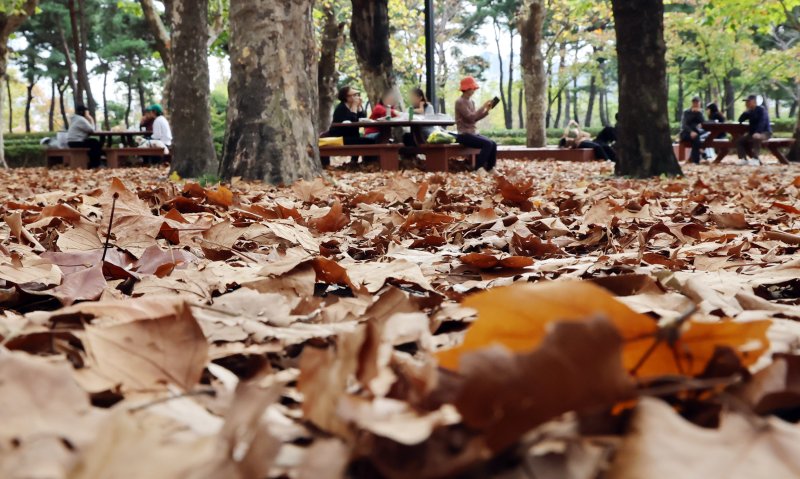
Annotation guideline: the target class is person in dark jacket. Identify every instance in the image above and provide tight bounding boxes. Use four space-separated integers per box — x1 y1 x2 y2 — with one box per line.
325 86 375 165
736 94 772 166
679 97 707 164
706 102 725 124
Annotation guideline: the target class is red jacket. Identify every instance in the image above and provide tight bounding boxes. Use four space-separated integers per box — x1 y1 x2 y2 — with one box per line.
365 104 398 135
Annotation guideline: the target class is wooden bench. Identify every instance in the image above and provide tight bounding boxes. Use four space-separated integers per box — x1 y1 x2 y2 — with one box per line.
401 143 481 172
106 147 169 168
45 148 90 169
319 144 402 171
677 137 795 165
497 147 595 162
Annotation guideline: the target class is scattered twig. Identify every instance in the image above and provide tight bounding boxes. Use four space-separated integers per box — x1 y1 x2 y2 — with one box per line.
101 193 119 263
126 387 217 413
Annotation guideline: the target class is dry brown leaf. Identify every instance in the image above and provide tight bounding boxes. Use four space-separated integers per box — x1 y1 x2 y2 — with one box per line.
83 301 208 392
608 397 800 479
451 317 636 452
309 200 350 233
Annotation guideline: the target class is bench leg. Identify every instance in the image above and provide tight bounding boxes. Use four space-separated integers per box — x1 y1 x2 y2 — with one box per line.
426 150 449 173
769 145 791 165
106 152 120 169
379 150 399 171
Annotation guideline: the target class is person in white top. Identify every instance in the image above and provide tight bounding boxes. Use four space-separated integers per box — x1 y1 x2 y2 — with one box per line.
140 104 172 154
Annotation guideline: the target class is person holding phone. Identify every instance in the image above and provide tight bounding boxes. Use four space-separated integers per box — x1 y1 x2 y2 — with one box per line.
66 104 103 169
454 76 498 172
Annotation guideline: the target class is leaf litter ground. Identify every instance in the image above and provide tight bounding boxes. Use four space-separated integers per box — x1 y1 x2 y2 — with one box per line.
2 160 800 478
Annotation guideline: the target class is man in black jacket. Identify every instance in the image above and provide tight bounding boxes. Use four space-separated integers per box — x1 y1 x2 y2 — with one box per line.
679 97 707 164
737 95 772 166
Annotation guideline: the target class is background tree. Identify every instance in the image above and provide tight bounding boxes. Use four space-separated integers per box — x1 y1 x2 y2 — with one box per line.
168 0 216 178
612 0 682 177
350 0 396 105
519 0 546 146
0 0 38 168
221 0 321 184
316 0 345 132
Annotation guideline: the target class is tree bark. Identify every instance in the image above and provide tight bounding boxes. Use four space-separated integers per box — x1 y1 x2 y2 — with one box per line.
790 102 800 162
675 61 684 122
168 0 217 178
68 0 96 114
506 27 515 130
572 77 578 123
519 0 546 147
221 0 321 184
518 88 523 129
125 76 132 129
554 89 562 128
58 25 78 104
350 0 396 106
562 84 571 128
318 2 344 133
102 65 110 130
612 0 682 178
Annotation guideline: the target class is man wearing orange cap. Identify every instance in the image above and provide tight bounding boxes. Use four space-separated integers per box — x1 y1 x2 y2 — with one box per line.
454 76 498 172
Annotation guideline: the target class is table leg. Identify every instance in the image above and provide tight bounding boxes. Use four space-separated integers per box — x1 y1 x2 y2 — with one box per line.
712 147 729 164
379 149 399 171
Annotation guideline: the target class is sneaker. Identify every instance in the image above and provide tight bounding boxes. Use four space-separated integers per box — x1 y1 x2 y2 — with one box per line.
747 158 761 167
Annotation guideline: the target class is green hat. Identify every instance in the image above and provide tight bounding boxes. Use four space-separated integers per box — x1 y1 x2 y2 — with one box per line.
146 104 164 115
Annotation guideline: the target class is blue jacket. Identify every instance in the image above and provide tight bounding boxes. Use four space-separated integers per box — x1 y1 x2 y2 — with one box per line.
738 105 772 135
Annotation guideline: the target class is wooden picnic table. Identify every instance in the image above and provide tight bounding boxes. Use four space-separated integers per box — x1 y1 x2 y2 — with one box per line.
92 130 151 148
330 119 455 145
701 123 748 163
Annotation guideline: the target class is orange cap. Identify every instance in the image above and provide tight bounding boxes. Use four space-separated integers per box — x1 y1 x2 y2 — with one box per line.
459 76 480 92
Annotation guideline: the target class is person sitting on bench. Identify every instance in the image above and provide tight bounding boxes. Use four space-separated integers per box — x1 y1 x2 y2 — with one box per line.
737 94 772 166
139 104 172 153
594 113 618 150
67 105 103 169
679 97 708 164
403 87 437 147
454 76 498 172
559 120 615 162
327 86 375 164
365 90 400 139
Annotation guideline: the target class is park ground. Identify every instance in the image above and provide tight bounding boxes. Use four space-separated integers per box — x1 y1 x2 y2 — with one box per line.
3 159 800 477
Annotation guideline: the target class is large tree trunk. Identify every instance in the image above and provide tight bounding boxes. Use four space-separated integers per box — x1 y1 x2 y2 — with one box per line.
350 0 395 106
519 0 546 147
0 1 39 168
168 0 217 178
318 2 344 133
612 0 682 178
221 0 321 184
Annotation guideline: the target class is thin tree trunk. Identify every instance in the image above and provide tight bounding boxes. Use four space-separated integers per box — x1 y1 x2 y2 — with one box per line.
493 21 509 129
125 76 132 129
350 0 396 106
58 25 79 104
67 0 86 107
790 100 797 118
674 59 684 122
723 75 735 120
5 74 11 134
519 0 546 146
518 88 524 129
221 0 321 184
318 2 344 133
24 81 33 133
554 89 562 128
612 0 682 177
506 27 515 130
584 72 597 127
168 0 217 178
572 77 578 123
102 66 110 130
790 103 800 162
599 89 608 126
58 83 68 128
48 79 56 131
137 78 146 114
138 0 172 109
562 84 571 128
76 0 97 115
775 98 780 118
